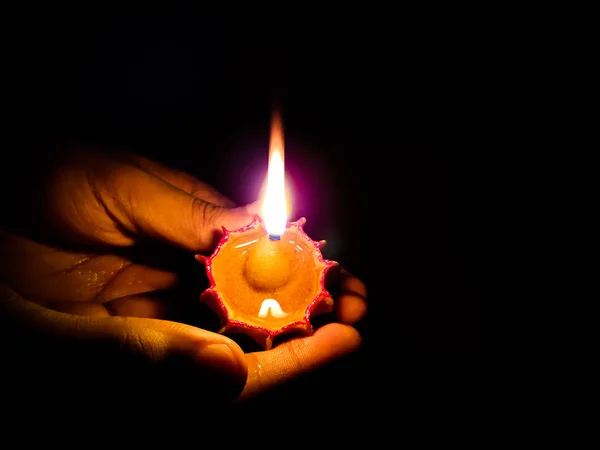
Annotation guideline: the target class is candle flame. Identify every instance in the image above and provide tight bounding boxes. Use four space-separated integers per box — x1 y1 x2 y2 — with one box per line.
261 111 287 237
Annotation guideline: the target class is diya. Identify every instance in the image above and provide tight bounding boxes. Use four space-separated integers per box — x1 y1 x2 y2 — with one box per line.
196 112 337 350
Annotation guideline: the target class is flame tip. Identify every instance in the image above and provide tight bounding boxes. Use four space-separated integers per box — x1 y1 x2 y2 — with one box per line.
263 112 288 237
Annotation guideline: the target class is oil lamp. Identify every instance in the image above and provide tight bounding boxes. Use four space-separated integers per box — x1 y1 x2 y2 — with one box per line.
196 112 337 350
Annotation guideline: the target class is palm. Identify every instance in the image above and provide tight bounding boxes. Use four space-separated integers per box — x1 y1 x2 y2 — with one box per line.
1 230 186 319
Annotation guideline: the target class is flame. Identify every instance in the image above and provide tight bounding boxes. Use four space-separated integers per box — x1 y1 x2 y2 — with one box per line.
261 111 288 237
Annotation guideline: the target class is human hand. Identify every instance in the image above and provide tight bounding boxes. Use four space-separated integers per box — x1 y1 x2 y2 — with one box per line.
0 147 367 406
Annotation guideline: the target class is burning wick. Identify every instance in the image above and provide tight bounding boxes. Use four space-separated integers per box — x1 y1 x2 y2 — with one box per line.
261 110 287 241
245 109 294 287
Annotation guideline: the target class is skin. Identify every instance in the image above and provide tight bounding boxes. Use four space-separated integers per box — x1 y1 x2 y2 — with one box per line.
0 147 367 405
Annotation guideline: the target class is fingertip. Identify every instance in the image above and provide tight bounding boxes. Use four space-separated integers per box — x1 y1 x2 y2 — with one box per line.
220 336 249 375
132 319 248 401
332 269 368 324
170 334 247 403
243 200 261 216
335 293 368 325
220 204 258 233
194 341 248 387
341 273 368 298
313 323 362 354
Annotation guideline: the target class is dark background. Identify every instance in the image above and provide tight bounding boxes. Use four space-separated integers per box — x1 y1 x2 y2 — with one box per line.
4 7 512 426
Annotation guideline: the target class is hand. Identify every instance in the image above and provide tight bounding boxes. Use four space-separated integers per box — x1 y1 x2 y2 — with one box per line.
0 147 367 407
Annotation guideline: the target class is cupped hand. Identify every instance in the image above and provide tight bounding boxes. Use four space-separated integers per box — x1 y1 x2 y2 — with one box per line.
0 147 367 405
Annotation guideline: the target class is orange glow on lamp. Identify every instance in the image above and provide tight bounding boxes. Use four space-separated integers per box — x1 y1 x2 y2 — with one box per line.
196 112 337 350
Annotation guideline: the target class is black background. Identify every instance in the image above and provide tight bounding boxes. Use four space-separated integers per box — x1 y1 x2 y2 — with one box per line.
3 7 512 428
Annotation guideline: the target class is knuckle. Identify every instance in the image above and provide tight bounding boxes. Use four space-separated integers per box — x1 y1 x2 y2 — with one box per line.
120 325 162 362
192 198 224 235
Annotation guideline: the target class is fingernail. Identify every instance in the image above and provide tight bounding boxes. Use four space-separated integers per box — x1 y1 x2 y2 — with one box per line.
195 343 245 375
243 200 261 216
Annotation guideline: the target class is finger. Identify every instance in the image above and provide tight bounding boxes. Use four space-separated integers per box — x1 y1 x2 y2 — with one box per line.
93 157 257 252
93 262 178 304
48 295 169 319
121 153 237 207
46 301 112 317
105 294 168 319
334 270 368 325
238 323 361 401
0 283 248 403
1 231 179 305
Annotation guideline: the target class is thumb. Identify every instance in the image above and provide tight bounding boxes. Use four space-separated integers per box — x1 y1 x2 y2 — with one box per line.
0 283 248 405
108 161 258 252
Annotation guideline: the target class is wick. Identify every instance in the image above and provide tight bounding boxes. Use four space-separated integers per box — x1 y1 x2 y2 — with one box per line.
268 234 282 241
